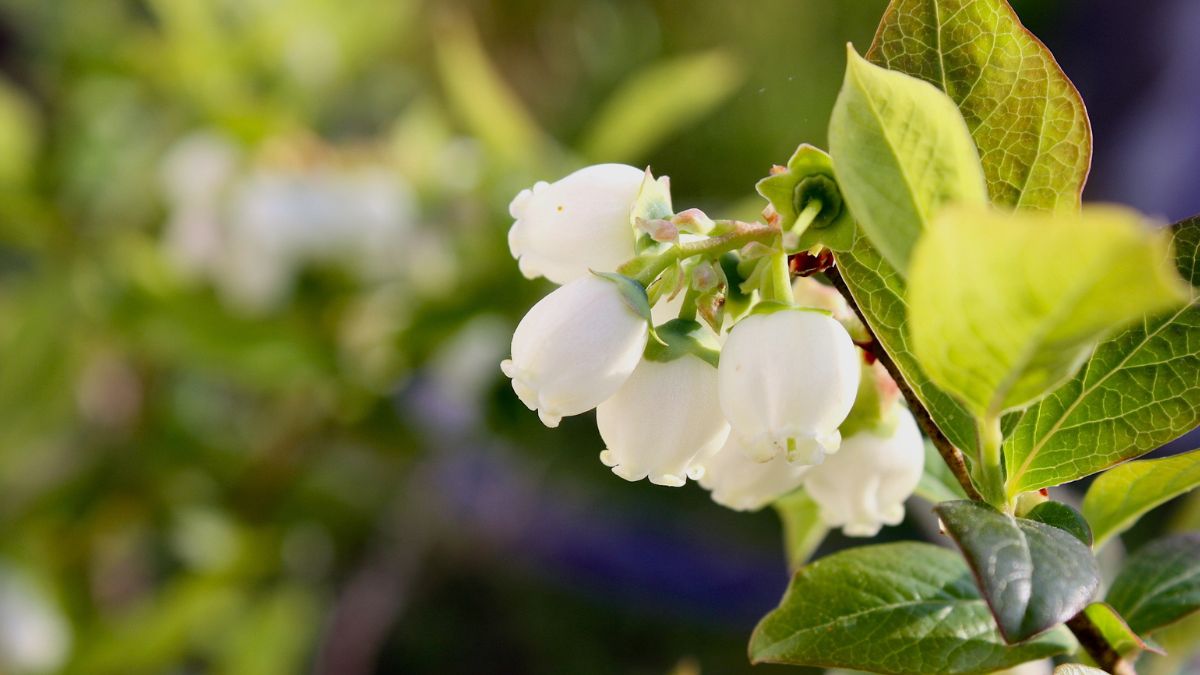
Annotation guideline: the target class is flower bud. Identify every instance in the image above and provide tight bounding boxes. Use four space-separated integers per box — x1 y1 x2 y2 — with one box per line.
717 309 860 464
501 275 649 427
597 356 729 487
803 405 925 537
508 164 645 284
699 436 810 511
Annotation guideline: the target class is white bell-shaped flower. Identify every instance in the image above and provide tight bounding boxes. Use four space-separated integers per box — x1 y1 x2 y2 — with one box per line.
597 355 729 487
501 275 649 427
508 164 645 284
698 436 810 511
717 309 861 464
803 405 925 537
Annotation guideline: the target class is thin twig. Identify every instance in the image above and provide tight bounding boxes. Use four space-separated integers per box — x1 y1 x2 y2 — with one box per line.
824 263 984 502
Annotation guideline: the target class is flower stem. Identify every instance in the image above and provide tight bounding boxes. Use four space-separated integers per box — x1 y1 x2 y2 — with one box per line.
626 222 780 286
767 251 793 303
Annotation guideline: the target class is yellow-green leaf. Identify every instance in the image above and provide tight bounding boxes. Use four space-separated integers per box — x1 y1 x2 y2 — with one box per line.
866 0 1091 212
1003 216 1200 494
829 47 987 274
1083 448 1200 549
908 205 1189 419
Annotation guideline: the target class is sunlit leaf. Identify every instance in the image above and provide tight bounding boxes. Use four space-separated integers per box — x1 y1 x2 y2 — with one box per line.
829 47 986 274
1004 216 1200 494
908 205 1188 419
867 0 1092 212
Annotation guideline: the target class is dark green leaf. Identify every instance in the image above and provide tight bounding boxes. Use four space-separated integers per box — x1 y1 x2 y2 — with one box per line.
935 500 1100 642
1004 216 1200 494
1083 447 1200 549
1107 534 1200 635
749 542 1073 674
1024 501 1092 547
867 0 1091 212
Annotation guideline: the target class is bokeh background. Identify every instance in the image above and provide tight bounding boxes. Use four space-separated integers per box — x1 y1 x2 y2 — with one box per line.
0 1 1197 674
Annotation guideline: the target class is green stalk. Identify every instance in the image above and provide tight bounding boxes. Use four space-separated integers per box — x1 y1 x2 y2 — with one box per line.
976 416 1008 511
767 251 793 304
626 222 780 286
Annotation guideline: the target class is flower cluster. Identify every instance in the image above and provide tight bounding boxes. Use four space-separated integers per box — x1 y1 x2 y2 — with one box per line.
500 164 925 536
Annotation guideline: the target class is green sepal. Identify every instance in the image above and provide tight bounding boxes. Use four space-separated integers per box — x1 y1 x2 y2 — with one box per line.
756 144 854 251
629 168 673 227
592 271 652 324
839 361 897 439
719 253 753 323
643 318 720 368
1024 501 1093 547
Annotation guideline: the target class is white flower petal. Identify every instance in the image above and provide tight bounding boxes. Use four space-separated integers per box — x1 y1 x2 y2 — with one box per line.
507 164 644 284
717 309 860 465
803 405 925 537
502 275 649 426
596 356 729 486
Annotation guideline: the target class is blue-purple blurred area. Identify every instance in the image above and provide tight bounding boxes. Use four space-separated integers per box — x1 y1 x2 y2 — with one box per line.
0 1 1195 674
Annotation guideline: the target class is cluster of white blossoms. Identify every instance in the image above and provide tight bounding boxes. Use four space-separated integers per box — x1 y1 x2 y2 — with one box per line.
500 164 925 536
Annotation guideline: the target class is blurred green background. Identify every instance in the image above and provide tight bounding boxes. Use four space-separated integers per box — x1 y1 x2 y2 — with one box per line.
0 1 1198 674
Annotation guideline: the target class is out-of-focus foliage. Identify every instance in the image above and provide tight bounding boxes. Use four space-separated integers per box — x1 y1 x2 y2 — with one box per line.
0 1 895 673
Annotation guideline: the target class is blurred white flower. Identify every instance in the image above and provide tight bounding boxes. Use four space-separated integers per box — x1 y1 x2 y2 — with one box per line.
159 132 420 314
597 356 729 486
508 163 644 284
804 405 925 537
717 309 860 464
0 566 70 674
699 436 810 511
501 275 648 427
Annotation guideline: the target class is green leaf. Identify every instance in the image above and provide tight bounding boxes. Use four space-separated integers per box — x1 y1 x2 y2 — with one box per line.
1079 602 1154 659
1106 534 1200 635
829 46 987 274
831 0 1095 465
1024 501 1092 547
866 0 1091 212
749 542 1073 673
1003 216 1200 494
916 439 969 503
580 51 741 163
1082 448 1200 549
934 500 1100 643
908 205 1188 419
772 490 827 572
831 235 980 455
